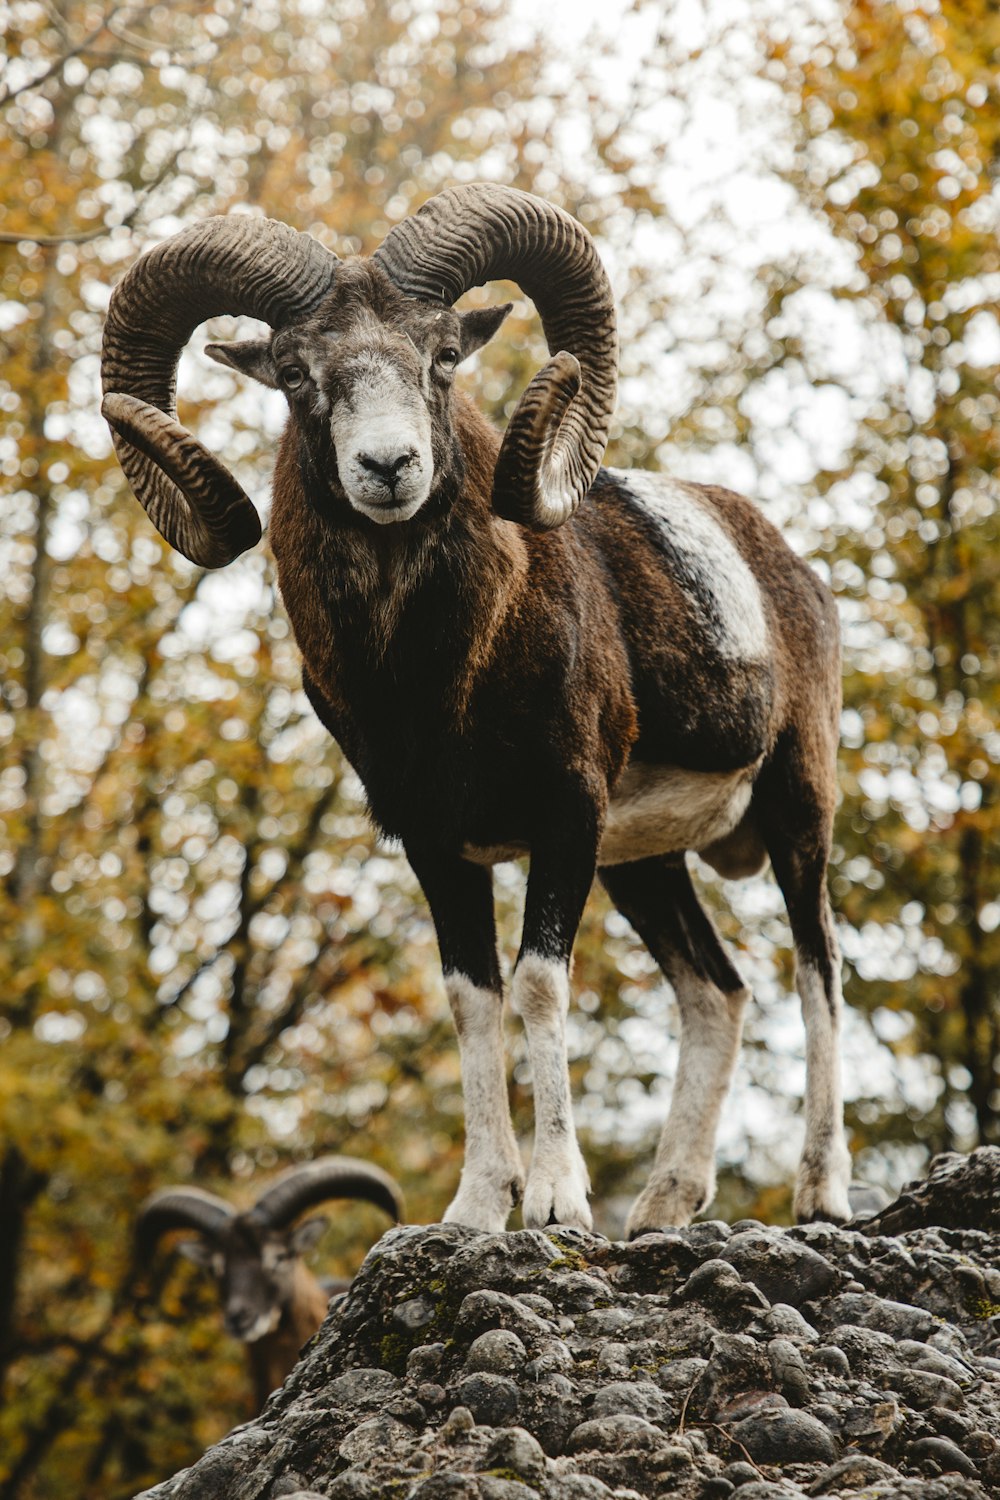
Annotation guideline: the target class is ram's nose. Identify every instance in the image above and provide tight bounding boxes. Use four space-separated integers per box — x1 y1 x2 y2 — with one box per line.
358 450 416 494
224 1303 258 1339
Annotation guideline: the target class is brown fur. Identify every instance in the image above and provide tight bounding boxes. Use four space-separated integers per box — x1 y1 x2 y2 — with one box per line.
270 395 532 727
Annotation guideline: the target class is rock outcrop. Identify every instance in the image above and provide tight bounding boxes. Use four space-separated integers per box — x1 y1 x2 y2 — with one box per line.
138 1149 1000 1500
853 1146 1000 1236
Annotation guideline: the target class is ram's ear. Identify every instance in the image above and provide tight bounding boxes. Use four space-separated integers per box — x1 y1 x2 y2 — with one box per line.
177 1238 217 1271
205 338 279 389
458 302 512 361
290 1215 329 1255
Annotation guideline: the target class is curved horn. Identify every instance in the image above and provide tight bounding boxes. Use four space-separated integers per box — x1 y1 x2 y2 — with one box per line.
248 1156 404 1230
102 215 339 567
371 183 618 530
136 1186 234 1251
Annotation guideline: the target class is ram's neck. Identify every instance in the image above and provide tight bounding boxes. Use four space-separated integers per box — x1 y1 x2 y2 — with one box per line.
269 394 528 715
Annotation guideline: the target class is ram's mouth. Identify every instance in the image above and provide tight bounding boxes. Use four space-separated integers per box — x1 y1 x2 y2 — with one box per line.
343 467 432 524
351 493 428 525
228 1308 281 1343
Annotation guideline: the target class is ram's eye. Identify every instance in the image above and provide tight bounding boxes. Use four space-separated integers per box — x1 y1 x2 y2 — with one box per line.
436 346 460 370
280 365 305 390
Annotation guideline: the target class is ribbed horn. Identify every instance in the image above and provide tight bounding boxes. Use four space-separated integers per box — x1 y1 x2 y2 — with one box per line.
101 215 340 567
136 1187 234 1251
372 183 617 530
248 1156 404 1230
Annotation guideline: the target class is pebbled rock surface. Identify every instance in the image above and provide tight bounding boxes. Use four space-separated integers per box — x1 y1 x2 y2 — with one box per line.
136 1150 1000 1500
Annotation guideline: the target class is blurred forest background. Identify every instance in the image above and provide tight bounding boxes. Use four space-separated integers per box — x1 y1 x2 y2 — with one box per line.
1 0 998 1492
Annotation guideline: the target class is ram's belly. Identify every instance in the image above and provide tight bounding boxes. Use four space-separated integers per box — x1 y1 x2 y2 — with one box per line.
599 761 758 866
461 761 758 868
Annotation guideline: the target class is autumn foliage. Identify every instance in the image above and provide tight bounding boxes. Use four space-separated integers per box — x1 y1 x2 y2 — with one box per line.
2 0 999 1495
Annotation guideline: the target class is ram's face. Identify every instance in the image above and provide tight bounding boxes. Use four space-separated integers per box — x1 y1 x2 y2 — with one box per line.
281 297 456 526
208 262 509 526
219 1234 288 1342
181 1220 289 1342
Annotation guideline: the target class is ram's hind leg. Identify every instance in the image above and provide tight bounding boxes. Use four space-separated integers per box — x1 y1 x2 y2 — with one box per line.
759 753 852 1224
771 856 852 1223
600 857 750 1235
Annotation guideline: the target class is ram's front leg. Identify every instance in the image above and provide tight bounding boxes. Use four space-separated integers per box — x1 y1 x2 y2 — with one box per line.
512 781 603 1231
407 849 524 1232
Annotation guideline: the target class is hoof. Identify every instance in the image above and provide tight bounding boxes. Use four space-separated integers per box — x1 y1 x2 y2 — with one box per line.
625 1173 712 1237
444 1168 525 1233
523 1148 592 1232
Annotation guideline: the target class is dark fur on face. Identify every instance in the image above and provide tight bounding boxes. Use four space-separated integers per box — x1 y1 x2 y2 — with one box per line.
208 261 510 526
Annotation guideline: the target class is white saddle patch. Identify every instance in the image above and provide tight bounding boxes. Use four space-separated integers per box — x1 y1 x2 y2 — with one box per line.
607 468 769 662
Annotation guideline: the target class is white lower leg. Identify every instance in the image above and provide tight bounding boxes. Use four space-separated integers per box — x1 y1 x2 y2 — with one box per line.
510 953 592 1230
627 976 749 1235
443 972 524 1232
794 956 852 1222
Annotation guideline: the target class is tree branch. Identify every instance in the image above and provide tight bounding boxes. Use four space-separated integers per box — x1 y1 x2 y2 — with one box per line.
236 943 371 1080
0 9 122 109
